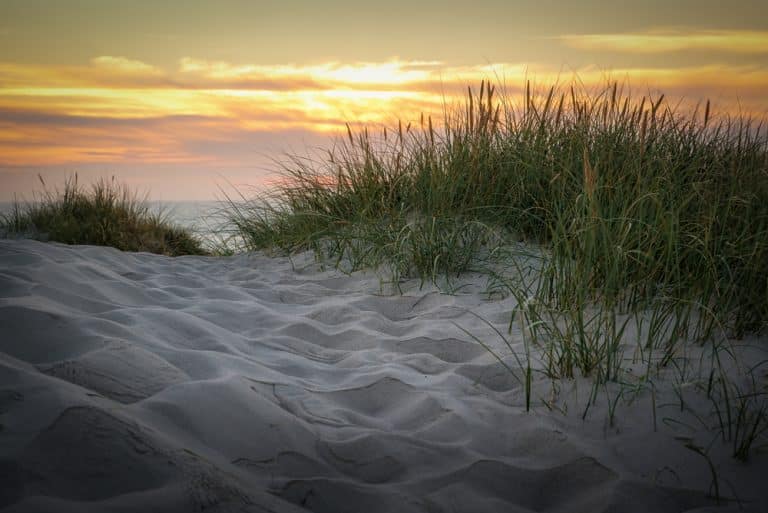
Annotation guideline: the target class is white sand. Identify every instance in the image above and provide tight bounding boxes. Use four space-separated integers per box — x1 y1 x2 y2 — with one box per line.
0 239 766 512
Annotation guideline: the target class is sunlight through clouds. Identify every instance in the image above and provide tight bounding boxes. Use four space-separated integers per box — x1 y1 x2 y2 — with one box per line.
179 58 441 86
1 56 766 175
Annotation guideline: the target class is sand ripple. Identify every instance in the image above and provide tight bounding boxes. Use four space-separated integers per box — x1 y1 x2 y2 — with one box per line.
0 240 765 512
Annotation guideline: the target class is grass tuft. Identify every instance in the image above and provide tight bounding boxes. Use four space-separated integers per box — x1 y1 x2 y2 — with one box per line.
2 174 208 256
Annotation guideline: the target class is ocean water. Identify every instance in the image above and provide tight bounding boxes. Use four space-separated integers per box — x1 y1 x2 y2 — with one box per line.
149 200 225 228
150 201 229 243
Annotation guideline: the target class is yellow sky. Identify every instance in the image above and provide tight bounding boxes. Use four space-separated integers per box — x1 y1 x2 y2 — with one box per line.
1 1 767 200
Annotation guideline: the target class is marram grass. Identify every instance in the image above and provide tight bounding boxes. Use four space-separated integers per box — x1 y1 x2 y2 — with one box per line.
228 80 768 337
2 175 207 256
228 79 768 462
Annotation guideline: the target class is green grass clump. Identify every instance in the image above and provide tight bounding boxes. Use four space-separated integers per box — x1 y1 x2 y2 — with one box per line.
2 175 207 256
227 79 768 376
230 81 767 319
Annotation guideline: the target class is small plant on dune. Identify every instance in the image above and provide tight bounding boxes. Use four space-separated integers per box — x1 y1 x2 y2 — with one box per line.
2 174 208 256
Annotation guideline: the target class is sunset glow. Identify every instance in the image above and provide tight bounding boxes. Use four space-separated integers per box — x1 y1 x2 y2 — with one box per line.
1 0 766 200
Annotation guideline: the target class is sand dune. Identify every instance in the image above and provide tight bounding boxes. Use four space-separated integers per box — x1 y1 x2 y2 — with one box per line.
1 239 766 512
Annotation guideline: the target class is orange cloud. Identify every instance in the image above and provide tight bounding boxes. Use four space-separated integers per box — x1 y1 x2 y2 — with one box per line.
562 29 768 54
0 56 766 170
177 58 444 87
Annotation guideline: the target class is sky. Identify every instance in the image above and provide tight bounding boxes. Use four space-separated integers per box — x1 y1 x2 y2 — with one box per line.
1 0 767 201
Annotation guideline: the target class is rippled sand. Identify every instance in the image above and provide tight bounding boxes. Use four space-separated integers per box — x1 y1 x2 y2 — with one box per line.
1 239 766 512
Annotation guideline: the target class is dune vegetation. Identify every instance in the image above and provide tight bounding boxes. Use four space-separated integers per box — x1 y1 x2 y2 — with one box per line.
226 80 768 460
228 80 768 337
1 175 207 256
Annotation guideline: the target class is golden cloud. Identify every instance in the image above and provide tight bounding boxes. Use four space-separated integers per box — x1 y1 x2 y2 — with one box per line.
177 58 443 86
91 56 164 75
561 29 768 54
0 56 766 168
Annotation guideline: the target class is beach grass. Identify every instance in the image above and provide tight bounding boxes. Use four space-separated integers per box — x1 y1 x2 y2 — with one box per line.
226 79 768 378
1 175 208 256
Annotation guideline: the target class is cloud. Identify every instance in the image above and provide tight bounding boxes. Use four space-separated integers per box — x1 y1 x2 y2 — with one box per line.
561 29 768 54
91 56 164 75
175 58 476 93
0 108 220 128
0 56 766 172
0 60 173 90
177 57 439 86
